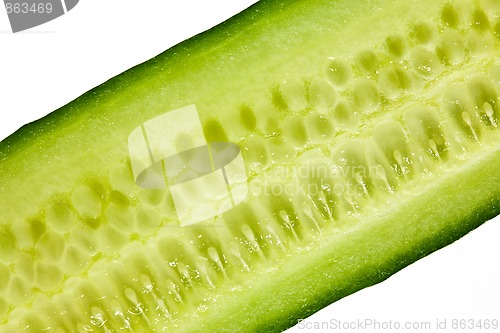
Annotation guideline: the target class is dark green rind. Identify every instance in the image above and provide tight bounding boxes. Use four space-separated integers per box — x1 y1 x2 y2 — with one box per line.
175 146 500 333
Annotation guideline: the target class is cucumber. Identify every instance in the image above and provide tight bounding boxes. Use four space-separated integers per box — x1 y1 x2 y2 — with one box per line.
1 0 500 332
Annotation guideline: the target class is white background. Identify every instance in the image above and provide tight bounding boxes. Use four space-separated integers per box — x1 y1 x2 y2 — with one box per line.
0 2 499 332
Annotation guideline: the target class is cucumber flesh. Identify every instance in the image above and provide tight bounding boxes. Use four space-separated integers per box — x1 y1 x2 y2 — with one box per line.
1 0 500 332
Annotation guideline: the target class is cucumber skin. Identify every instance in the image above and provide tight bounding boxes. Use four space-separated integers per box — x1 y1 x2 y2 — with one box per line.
0 0 287 158
1 0 500 332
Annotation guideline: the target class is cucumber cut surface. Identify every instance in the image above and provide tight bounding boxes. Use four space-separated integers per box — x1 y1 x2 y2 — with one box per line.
1 0 500 332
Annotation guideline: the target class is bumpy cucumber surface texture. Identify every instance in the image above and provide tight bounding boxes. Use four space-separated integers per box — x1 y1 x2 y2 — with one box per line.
1 0 500 332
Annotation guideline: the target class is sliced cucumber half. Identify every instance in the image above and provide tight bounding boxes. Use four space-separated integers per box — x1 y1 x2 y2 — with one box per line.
0 1 499 332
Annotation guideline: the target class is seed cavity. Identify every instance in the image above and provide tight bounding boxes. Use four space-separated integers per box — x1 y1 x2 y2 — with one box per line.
203 119 228 143
404 107 448 161
271 86 289 112
284 116 308 145
436 29 466 66
468 76 499 128
373 121 412 178
441 3 459 28
332 141 374 204
306 113 334 141
353 78 380 111
281 80 308 112
379 63 413 96
410 47 442 78
484 102 498 128
241 134 269 167
239 105 257 131
35 230 65 261
357 50 379 75
327 59 352 86
72 185 102 220
386 34 407 58
332 100 359 130
409 22 435 45
0 224 17 260
279 210 300 242
308 78 337 112
471 8 490 31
